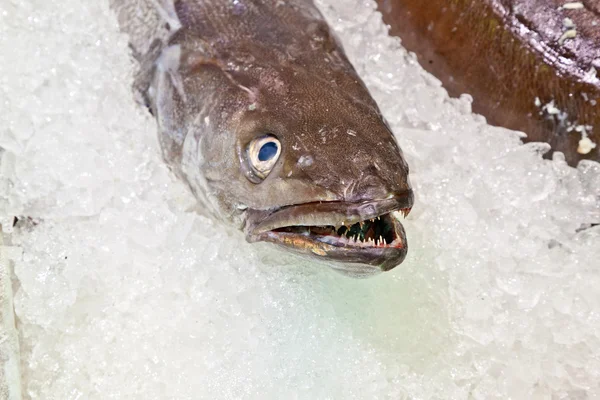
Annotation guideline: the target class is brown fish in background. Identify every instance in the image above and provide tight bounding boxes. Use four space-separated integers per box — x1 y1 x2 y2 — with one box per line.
377 0 600 165
110 0 414 276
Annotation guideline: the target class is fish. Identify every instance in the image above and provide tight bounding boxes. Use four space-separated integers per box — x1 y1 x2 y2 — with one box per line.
377 0 600 165
110 0 414 276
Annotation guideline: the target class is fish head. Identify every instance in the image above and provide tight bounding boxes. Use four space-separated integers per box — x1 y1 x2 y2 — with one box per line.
203 61 412 277
172 44 413 277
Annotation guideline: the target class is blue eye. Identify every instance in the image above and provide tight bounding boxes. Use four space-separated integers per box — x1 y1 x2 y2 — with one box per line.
246 135 282 181
258 142 279 162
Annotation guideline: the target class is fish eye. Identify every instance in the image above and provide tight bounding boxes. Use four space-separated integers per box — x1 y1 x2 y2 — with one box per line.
246 134 281 181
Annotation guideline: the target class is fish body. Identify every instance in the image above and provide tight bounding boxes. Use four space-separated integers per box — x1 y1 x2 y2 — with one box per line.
377 0 600 165
111 0 413 276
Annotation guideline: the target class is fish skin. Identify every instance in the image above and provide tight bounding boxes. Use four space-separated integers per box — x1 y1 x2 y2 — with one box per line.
111 0 413 273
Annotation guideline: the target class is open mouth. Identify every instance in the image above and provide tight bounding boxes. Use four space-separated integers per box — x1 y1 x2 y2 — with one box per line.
271 211 408 248
245 190 414 274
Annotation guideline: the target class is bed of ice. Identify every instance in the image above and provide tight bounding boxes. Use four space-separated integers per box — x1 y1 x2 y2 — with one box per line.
1 0 599 399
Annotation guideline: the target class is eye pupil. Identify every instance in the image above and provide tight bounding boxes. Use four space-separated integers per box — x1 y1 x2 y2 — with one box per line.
257 142 279 162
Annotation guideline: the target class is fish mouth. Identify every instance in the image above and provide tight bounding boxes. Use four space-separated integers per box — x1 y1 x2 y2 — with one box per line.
245 190 414 275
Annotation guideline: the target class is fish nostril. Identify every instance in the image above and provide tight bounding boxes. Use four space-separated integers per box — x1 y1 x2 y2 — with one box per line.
346 175 390 202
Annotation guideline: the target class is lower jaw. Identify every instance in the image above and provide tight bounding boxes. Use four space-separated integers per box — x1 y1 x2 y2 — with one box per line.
253 226 408 277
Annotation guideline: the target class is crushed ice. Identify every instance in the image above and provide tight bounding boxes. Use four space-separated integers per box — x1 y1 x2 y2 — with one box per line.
0 0 599 398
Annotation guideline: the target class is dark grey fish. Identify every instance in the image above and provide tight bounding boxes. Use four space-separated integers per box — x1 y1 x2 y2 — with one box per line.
111 0 414 276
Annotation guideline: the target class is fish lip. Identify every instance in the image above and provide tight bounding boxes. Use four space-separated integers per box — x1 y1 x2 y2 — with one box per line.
244 190 414 272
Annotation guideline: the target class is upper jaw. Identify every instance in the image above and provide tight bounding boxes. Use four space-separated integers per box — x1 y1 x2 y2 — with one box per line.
245 190 414 235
